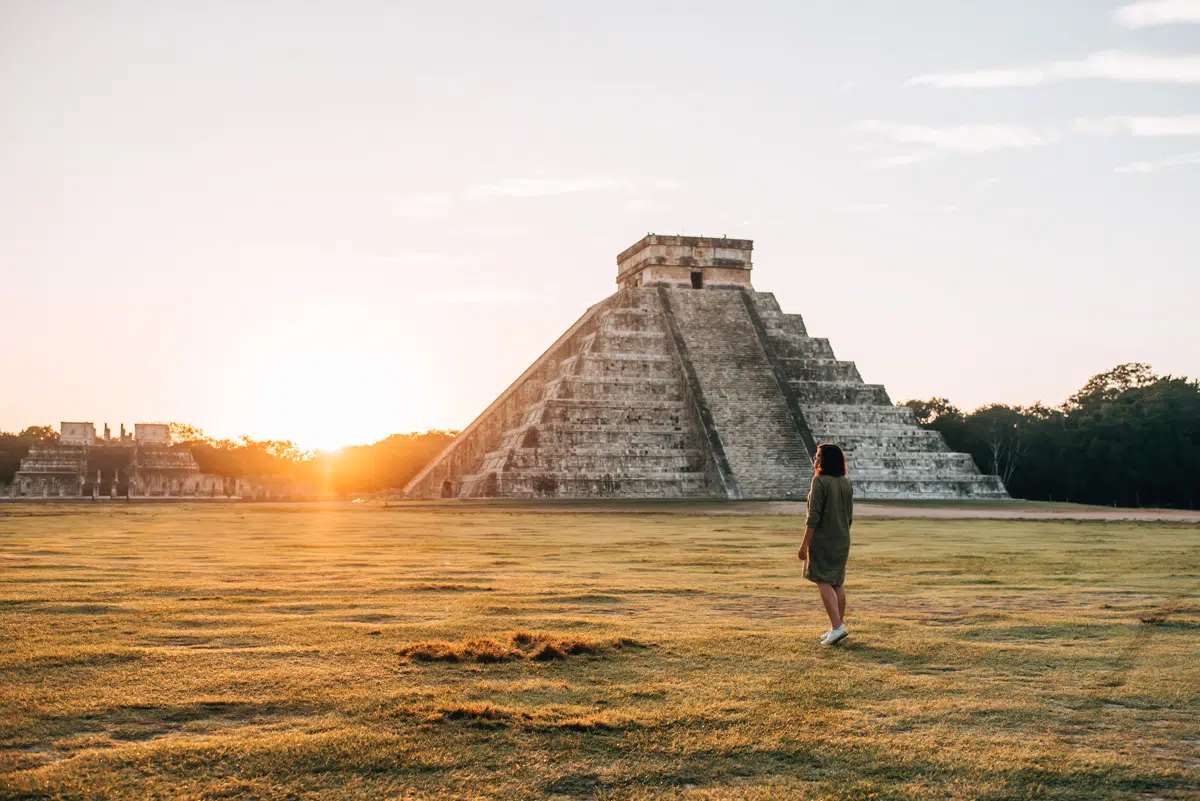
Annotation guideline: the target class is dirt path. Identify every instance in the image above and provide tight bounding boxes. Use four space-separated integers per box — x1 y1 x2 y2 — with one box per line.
4 497 1197 523
382 499 1200 522
750 502 1200 522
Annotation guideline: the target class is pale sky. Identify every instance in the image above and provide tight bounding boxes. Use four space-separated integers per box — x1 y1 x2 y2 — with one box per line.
2 1 1198 450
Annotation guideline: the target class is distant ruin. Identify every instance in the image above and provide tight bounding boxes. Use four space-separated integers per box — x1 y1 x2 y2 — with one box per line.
405 234 1008 500
9 422 241 499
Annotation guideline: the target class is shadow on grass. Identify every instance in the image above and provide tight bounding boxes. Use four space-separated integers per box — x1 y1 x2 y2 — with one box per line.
20 699 319 749
536 739 1194 800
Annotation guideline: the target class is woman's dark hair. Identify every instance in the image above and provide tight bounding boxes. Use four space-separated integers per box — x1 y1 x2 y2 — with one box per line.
815 442 847 477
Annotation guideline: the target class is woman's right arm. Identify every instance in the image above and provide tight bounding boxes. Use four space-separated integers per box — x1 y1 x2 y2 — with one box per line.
798 525 816 560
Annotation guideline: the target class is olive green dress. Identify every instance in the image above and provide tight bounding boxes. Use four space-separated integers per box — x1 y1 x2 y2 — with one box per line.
804 473 853 585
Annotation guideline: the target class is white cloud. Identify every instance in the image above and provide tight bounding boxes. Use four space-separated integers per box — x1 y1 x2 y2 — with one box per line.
980 177 1003 188
1114 152 1200 173
908 50 1200 88
852 122 1056 168
853 121 1057 151
390 194 454 219
469 175 680 199
864 151 937 169
846 142 879 154
1073 115 1200 136
1114 0 1200 28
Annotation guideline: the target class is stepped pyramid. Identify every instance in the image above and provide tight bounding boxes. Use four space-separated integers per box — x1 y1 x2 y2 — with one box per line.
405 235 1008 500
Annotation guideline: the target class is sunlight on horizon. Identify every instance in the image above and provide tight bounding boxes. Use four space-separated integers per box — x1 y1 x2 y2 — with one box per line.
2 2 1198 442
220 319 435 452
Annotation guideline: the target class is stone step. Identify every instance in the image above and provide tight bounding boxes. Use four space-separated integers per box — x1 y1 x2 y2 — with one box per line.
802 404 918 426
498 449 708 473
846 451 979 472
830 434 950 453
791 381 891 405
749 292 783 315
533 400 689 429
754 297 811 336
457 470 711 499
851 476 1009 500
547 375 682 403
499 424 695 450
599 307 662 332
812 424 947 439
779 361 862 383
596 323 663 339
773 339 836 359
590 331 671 357
569 354 676 380
665 287 813 499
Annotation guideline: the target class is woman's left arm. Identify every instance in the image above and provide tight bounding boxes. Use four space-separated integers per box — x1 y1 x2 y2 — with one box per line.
799 476 824 560
798 526 816 560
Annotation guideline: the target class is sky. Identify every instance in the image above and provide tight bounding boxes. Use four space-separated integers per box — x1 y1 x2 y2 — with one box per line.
1 0 1198 451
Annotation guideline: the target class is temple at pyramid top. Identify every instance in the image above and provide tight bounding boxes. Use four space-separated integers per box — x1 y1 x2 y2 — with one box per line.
405 234 1008 501
616 234 754 291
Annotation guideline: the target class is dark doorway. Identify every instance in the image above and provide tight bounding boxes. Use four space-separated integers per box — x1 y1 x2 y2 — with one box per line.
690 271 703 289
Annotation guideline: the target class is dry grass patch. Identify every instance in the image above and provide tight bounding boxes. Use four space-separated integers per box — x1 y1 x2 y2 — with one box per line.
1 504 1197 799
398 631 647 664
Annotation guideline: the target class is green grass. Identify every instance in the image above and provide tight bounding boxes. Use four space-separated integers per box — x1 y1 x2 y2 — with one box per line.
1 504 1197 800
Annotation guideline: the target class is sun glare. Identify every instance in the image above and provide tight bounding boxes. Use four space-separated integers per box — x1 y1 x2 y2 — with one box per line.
227 322 428 451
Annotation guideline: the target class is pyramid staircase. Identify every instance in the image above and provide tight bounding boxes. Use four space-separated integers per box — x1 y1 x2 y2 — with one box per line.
747 292 1007 499
404 238 1008 501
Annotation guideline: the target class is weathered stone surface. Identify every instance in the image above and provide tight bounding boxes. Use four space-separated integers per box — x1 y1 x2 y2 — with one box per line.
661 288 811 499
11 422 237 498
746 292 1007 499
616 235 753 291
404 235 1009 501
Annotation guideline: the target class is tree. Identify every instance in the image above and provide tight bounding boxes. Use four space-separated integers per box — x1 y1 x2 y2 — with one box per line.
901 397 962 425
0 425 59 485
900 398 969 455
18 425 58 442
902 364 1200 508
969 405 1027 488
1066 362 1159 409
168 422 209 444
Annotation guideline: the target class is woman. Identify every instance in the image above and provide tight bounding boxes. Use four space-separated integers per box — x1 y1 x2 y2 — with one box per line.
797 442 853 647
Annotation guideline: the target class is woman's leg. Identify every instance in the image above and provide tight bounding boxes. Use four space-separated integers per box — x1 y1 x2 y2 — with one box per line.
818 583 842 629
834 584 846 622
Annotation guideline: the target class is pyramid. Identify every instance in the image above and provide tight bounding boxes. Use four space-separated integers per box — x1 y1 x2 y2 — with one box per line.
404 235 1008 500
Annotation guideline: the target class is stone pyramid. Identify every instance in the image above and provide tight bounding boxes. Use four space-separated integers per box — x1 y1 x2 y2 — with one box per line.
405 235 1008 500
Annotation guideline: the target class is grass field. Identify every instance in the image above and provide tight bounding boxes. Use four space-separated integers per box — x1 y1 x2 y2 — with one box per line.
1 504 1197 800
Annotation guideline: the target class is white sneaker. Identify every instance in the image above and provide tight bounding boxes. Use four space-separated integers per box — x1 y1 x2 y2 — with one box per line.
818 628 834 641
822 625 848 646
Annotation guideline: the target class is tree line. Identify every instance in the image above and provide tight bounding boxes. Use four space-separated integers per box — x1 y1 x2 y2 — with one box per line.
0 424 456 497
0 426 59 487
172 426 458 496
901 363 1200 509
4 362 1196 506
